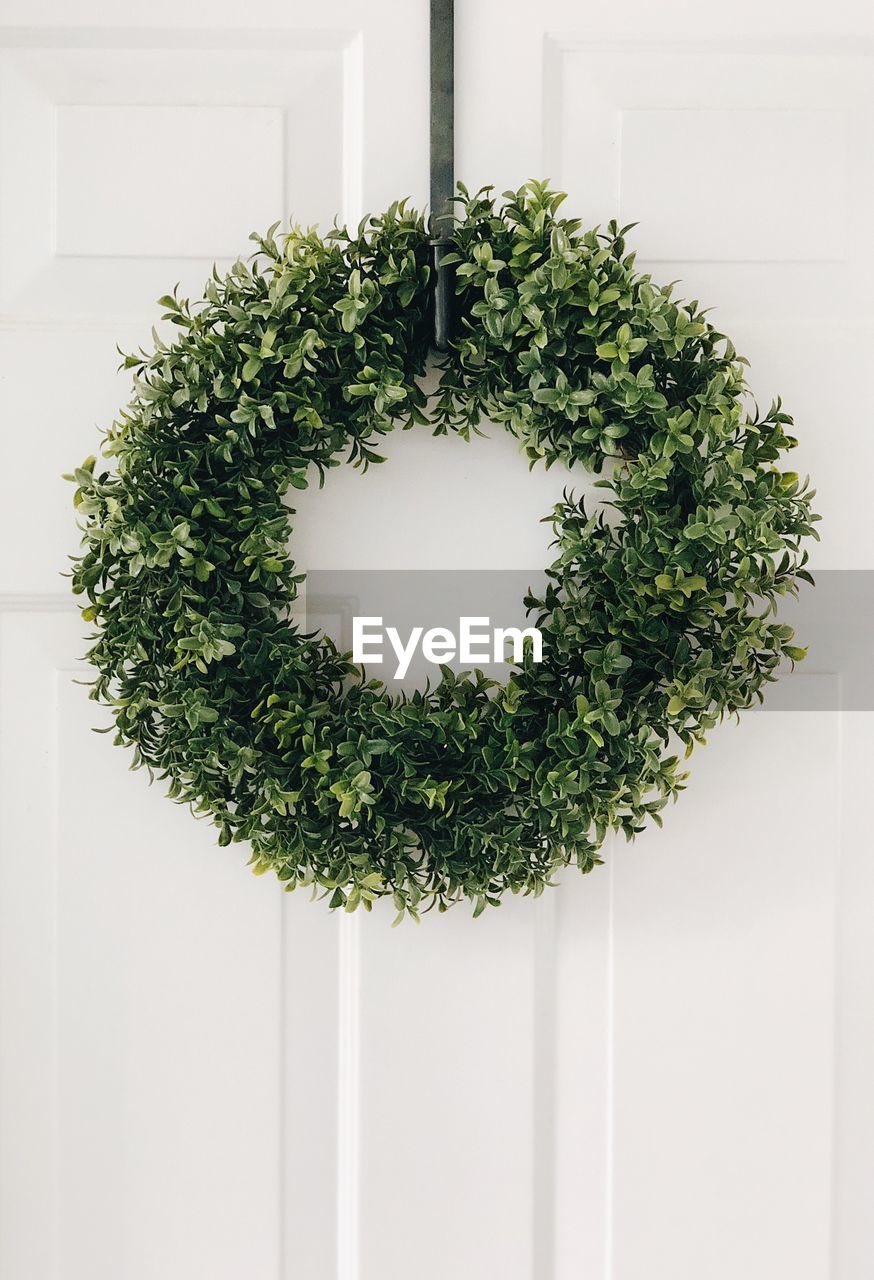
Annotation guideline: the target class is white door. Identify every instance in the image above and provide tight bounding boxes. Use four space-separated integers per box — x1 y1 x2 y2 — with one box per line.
1 2 872 1279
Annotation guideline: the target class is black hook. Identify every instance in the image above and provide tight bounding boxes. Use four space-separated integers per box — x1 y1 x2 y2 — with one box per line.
430 0 454 352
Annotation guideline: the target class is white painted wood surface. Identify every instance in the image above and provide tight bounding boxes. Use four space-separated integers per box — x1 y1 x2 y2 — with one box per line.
1 2 871 1277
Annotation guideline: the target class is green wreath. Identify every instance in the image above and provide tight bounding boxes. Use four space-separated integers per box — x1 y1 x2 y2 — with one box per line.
69 182 818 919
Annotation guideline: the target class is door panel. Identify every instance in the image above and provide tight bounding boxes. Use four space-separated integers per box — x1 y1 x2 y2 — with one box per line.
457 5 873 1279
0 6 426 1279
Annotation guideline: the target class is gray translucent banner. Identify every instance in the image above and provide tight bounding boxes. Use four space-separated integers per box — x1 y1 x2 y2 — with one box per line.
302 570 874 710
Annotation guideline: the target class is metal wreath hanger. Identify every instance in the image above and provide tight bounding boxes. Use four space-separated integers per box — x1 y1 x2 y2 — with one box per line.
430 0 454 351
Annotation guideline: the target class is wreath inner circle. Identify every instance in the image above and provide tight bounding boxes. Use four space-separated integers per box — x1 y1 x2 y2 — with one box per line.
70 181 818 919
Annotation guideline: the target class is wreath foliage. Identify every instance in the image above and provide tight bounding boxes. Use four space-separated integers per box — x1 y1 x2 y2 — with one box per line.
69 182 818 919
